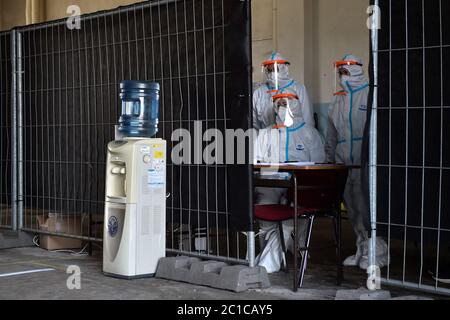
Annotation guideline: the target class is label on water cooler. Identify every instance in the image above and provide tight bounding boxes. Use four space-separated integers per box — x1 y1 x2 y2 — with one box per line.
140 146 151 154
148 166 165 187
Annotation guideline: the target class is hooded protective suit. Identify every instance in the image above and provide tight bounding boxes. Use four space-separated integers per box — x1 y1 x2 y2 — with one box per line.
326 54 389 270
253 52 314 130
255 94 326 273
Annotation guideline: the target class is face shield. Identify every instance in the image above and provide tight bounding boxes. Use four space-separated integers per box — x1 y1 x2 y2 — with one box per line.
273 93 299 128
262 59 290 93
333 60 363 95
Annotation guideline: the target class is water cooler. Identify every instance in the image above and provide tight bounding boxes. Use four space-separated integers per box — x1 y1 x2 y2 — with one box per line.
103 81 166 279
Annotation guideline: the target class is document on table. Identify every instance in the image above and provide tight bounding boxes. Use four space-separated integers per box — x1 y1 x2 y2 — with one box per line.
257 162 316 167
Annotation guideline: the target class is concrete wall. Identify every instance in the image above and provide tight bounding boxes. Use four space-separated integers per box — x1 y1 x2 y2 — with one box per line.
310 0 370 103
0 0 143 30
252 0 370 104
0 0 27 31
1 0 370 105
44 0 145 21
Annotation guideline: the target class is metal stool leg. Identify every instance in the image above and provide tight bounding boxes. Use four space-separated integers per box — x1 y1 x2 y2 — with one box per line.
329 211 344 285
336 210 343 285
298 214 315 288
331 215 339 246
331 214 341 285
278 221 289 273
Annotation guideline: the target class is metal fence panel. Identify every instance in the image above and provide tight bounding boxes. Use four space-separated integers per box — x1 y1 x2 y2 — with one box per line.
373 0 450 295
16 0 253 263
0 31 13 230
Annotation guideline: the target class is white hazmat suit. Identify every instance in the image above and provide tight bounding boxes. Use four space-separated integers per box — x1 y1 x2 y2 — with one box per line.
326 54 389 270
253 52 314 130
255 93 326 273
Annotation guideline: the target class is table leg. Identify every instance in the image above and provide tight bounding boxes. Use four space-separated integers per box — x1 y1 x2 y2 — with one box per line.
293 172 298 292
337 208 343 285
278 222 289 273
299 215 315 288
89 213 93 256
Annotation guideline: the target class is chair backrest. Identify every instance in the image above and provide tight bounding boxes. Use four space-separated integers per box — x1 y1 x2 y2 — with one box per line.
287 169 348 211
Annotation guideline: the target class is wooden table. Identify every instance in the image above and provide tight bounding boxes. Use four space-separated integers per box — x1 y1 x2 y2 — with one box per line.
254 163 350 291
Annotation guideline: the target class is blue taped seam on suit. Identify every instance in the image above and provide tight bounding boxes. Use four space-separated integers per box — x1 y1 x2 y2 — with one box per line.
285 122 306 162
345 81 368 164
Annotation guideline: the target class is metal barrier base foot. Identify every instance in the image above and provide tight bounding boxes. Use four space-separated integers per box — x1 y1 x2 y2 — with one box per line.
0 230 33 249
335 287 391 300
156 256 271 293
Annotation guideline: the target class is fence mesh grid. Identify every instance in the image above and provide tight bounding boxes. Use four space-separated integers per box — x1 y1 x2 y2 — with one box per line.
376 0 450 294
17 0 251 262
0 31 12 230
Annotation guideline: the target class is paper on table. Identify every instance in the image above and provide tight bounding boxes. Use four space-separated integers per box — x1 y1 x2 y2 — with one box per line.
257 162 315 167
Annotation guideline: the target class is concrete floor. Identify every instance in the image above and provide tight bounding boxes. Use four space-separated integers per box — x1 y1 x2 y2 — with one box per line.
0 246 359 300
0 219 442 300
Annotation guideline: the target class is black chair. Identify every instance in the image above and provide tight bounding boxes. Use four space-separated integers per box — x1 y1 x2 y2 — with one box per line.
255 168 348 291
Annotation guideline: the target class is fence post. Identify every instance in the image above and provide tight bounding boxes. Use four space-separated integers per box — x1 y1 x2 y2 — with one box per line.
368 0 379 290
244 0 255 268
11 30 18 232
16 31 24 230
247 232 255 268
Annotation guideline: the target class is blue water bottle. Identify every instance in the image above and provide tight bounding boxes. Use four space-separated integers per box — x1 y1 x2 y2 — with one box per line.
118 81 160 138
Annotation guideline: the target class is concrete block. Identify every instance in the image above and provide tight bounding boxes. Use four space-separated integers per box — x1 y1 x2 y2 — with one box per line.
0 231 33 249
187 261 227 288
156 256 271 293
155 256 201 282
391 296 433 301
335 287 391 300
360 290 392 300
218 265 271 293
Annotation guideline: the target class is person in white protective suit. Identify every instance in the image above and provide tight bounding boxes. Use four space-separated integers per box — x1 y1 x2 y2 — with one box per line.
253 52 315 131
254 92 326 273
326 54 389 270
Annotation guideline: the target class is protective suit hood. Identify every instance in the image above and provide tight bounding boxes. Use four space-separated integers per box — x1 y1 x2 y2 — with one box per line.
339 54 368 92
263 52 293 89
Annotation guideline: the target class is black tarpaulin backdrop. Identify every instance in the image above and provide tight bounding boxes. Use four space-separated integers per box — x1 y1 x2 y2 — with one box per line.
374 0 450 244
21 0 252 233
0 32 12 226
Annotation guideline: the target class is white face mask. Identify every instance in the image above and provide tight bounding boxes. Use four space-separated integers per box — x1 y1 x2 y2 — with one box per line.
276 106 294 128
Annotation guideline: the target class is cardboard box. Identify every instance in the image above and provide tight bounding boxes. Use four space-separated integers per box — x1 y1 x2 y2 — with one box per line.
36 213 88 251
39 234 83 251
